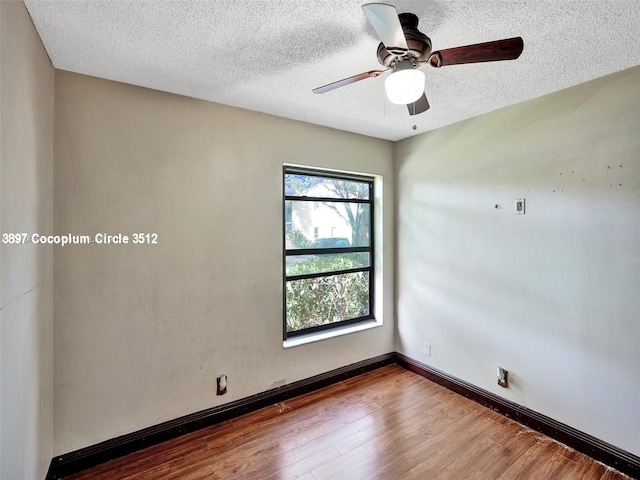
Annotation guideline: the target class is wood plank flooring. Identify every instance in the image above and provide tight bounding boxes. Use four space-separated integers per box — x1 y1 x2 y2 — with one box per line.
65 365 631 479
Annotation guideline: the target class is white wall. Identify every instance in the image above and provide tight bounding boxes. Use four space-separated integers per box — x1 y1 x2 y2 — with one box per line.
395 65 640 455
0 1 54 478
53 71 395 454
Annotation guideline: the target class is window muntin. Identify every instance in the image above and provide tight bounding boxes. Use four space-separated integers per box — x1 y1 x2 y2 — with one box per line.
284 169 374 338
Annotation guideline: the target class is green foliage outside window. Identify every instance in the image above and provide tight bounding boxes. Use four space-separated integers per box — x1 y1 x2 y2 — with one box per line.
285 255 370 332
286 229 312 249
286 275 369 332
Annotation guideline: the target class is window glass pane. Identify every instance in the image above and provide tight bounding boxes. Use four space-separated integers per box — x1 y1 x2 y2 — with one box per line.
286 252 370 276
285 174 370 200
284 203 292 234
285 200 370 248
285 272 370 333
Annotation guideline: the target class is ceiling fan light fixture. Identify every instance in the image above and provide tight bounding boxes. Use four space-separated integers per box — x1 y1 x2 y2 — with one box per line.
384 67 425 105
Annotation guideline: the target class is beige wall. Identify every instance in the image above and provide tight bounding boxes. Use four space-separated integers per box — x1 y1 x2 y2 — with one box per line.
395 65 640 455
53 70 395 454
0 1 54 479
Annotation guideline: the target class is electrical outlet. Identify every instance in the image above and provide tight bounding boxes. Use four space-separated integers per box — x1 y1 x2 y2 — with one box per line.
217 375 227 395
424 343 431 357
497 367 508 388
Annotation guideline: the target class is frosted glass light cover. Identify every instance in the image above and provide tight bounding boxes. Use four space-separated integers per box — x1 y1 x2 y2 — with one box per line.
385 68 425 105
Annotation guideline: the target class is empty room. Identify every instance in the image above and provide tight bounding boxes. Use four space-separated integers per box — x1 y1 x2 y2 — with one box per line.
1 1 639 479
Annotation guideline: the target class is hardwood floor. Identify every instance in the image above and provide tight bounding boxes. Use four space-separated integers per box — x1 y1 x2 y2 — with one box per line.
65 365 630 479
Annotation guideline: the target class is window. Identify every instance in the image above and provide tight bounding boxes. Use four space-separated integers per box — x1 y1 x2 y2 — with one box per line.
283 168 374 339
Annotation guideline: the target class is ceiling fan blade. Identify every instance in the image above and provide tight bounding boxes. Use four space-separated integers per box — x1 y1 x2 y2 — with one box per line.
362 3 408 55
312 69 388 94
428 37 523 68
407 92 430 115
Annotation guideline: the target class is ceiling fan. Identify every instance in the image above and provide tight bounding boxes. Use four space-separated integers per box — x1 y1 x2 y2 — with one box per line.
313 3 524 116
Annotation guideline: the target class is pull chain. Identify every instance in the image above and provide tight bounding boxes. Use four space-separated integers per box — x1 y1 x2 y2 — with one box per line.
411 101 417 130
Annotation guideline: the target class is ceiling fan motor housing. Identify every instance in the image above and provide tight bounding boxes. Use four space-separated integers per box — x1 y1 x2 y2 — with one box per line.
376 13 432 67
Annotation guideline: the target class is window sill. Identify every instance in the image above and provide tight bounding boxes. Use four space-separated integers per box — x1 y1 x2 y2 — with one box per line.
283 319 382 349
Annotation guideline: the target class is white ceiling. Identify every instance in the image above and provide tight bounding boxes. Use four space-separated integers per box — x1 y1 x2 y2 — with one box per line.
25 1 640 141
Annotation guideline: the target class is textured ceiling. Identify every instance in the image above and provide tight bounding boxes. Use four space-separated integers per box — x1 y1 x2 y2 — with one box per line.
25 0 640 141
